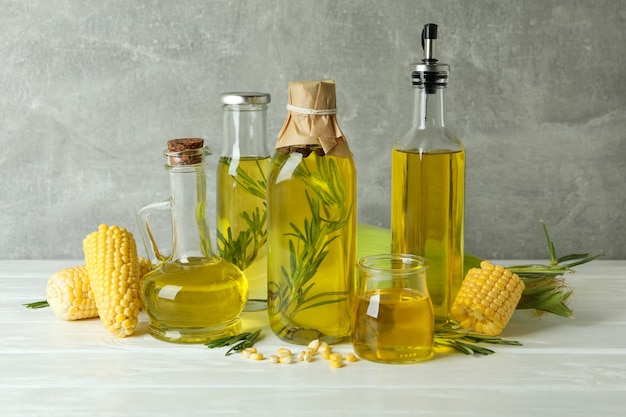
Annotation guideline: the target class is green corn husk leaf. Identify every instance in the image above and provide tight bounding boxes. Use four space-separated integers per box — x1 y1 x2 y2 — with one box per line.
466 221 603 317
505 221 603 317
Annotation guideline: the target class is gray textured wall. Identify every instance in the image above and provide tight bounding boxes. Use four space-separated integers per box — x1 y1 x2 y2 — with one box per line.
2 0 625 260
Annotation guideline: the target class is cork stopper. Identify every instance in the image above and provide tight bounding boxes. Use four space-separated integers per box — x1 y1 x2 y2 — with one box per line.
167 138 204 152
165 138 208 166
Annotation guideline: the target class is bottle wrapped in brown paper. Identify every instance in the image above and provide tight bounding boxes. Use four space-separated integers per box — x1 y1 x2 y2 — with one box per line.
267 79 357 345
275 80 351 157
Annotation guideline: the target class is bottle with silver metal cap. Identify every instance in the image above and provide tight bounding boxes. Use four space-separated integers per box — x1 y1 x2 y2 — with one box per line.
391 23 466 324
216 92 271 311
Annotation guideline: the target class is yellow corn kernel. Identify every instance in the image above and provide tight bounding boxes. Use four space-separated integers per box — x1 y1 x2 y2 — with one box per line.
278 350 292 359
268 355 280 364
346 353 358 362
249 353 264 361
46 266 98 321
451 260 525 336
330 359 344 368
318 341 331 354
307 339 321 352
138 257 152 278
279 355 293 364
329 352 343 361
83 224 142 337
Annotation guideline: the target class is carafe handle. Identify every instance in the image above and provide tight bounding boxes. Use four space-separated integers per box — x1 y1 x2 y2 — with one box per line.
136 200 171 266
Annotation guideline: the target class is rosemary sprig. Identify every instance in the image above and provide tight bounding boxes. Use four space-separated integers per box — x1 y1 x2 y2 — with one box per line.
204 329 261 356
217 205 267 270
434 321 522 355
217 159 268 271
23 300 49 309
269 152 353 339
274 192 348 318
297 154 349 225
232 159 267 200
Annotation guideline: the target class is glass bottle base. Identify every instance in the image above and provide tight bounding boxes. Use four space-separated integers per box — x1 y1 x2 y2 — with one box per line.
243 299 267 311
353 344 434 364
272 323 349 346
146 319 241 344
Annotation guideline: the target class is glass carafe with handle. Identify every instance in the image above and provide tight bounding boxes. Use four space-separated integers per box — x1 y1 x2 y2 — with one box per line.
137 138 248 344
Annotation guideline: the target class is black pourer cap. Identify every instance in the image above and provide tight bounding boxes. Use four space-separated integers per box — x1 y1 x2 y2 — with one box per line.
423 23 437 39
421 23 438 62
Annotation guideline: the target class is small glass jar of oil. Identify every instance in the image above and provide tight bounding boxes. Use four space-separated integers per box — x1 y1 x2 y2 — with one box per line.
137 138 248 344
352 254 434 364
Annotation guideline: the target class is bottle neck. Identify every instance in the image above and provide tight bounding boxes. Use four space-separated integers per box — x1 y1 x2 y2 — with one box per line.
412 87 446 130
222 103 270 158
168 165 216 263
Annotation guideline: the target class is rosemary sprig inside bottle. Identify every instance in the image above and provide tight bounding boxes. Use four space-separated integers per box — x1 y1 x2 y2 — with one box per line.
268 150 355 342
217 160 268 271
204 329 262 356
274 191 350 318
217 206 267 271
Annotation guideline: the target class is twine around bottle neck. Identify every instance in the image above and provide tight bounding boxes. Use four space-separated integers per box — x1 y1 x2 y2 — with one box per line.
286 104 337 116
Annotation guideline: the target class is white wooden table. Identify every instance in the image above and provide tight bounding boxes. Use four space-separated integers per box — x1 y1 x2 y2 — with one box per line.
1 260 625 416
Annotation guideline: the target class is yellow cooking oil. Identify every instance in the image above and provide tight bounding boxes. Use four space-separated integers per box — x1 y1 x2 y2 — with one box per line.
391 148 465 323
216 156 270 305
351 287 434 363
267 149 357 345
140 257 248 344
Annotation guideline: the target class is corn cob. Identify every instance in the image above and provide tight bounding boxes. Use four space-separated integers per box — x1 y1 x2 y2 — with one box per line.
451 261 525 336
138 256 152 278
44 257 152 321
46 265 98 321
83 224 142 337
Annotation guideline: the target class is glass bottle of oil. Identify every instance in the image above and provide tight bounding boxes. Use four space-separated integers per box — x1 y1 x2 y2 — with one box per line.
137 138 248 343
267 80 357 345
216 92 271 311
391 24 465 324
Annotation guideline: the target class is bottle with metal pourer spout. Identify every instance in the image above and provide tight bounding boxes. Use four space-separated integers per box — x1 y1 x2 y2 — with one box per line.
391 23 465 324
